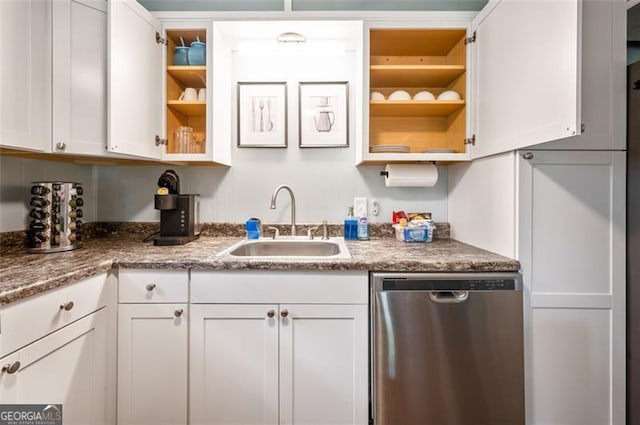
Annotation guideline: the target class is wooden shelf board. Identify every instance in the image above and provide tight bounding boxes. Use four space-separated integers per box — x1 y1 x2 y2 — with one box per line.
167 101 206 116
370 29 467 56
167 66 206 87
370 65 465 87
370 100 465 117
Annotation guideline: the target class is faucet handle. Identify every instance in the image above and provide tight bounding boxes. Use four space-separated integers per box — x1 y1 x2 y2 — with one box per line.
321 220 329 240
267 226 280 240
307 226 319 240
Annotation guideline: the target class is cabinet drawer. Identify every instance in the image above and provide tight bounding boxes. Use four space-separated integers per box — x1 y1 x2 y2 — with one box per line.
0 274 108 357
118 269 188 303
190 271 368 304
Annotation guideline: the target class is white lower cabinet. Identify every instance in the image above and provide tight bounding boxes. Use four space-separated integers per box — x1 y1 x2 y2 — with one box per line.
117 303 188 425
0 274 114 425
116 269 189 425
0 309 108 425
190 271 369 425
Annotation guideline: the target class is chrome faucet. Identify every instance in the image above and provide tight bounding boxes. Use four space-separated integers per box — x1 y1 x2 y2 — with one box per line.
269 185 296 236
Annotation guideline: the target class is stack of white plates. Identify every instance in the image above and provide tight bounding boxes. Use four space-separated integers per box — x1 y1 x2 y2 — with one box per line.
421 148 456 154
371 145 411 153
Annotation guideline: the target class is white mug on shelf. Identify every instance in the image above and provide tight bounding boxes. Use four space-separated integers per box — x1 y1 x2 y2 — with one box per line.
197 88 206 101
179 87 198 101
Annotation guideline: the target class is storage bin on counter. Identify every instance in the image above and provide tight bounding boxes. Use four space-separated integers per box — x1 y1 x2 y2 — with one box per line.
394 223 435 243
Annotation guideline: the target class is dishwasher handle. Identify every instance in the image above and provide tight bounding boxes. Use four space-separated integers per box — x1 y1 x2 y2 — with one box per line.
429 291 469 303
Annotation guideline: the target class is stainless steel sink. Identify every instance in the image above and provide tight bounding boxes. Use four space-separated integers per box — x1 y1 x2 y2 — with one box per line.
217 237 351 259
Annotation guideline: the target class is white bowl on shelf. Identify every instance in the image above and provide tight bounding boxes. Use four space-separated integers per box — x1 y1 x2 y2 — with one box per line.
370 91 385 101
437 90 461 101
413 91 436 101
388 90 411 101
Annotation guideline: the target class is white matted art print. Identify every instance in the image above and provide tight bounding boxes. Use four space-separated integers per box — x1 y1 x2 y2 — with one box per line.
298 82 349 148
237 82 287 147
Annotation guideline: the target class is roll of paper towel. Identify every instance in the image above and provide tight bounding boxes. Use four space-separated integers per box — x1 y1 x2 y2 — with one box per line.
383 164 438 187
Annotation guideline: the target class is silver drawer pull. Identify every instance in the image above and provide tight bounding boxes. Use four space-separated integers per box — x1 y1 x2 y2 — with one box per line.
59 301 74 311
429 291 469 304
2 361 20 374
174 309 184 318
146 283 156 291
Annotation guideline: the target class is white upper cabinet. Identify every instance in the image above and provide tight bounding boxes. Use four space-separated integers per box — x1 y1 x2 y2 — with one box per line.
108 0 163 159
0 0 51 152
109 2 231 164
359 0 582 164
53 0 108 156
471 0 581 159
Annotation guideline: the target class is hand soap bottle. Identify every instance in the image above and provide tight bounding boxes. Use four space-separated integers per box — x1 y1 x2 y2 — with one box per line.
344 206 358 240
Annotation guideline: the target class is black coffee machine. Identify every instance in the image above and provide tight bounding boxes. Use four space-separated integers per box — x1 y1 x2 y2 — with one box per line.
154 170 200 246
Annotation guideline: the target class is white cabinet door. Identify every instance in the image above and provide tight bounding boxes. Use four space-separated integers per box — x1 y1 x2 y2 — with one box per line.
531 0 626 151
518 150 626 425
117 304 188 425
471 1 581 158
209 24 232 165
0 0 51 152
279 304 368 425
0 309 107 425
52 0 108 156
108 0 162 159
190 304 279 425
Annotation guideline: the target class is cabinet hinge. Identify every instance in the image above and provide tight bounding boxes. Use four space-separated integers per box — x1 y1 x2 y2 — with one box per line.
634 79 640 90
465 31 476 45
464 135 476 146
155 31 167 45
155 135 168 146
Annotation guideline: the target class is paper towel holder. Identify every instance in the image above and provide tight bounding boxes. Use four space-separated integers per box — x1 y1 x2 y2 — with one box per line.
380 162 436 178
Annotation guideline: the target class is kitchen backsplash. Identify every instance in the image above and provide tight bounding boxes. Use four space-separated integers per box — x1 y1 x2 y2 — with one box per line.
96 160 448 225
0 156 97 232
0 154 448 232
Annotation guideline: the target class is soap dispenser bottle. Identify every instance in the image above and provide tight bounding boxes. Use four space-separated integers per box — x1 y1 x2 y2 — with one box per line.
357 214 370 241
344 206 358 240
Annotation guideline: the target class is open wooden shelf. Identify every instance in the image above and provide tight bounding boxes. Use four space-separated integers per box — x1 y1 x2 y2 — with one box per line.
370 100 465 117
370 65 465 87
367 28 469 160
167 100 206 116
167 66 206 87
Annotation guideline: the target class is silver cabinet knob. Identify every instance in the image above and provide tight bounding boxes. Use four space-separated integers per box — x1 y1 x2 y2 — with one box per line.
146 283 156 291
55 142 67 151
280 309 289 318
267 310 275 318
174 309 184 318
59 301 74 311
2 361 20 374
521 152 534 160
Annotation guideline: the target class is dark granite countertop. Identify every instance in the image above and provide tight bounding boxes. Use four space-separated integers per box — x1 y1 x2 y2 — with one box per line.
0 233 520 306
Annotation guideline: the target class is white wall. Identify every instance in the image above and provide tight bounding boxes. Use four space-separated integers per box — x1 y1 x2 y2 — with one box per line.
0 156 97 232
448 152 515 257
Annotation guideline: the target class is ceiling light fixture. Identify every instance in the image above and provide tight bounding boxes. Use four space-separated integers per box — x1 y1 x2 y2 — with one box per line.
276 32 307 43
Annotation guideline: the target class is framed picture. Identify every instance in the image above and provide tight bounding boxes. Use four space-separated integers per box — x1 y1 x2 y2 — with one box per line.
237 82 287 147
298 81 349 148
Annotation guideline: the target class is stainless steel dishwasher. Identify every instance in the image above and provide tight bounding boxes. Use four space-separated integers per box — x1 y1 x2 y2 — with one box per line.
371 272 524 425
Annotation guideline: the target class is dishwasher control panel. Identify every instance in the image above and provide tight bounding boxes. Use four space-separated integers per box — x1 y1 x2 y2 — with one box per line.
375 272 522 292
